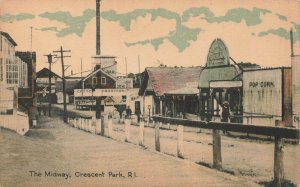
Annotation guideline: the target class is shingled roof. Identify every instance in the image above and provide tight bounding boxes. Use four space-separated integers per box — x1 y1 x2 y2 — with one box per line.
139 67 202 97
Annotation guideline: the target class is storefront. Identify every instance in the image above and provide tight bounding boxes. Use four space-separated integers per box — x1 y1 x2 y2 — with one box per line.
198 38 243 122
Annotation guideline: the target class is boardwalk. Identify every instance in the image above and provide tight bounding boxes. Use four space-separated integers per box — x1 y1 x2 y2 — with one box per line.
0 113 259 187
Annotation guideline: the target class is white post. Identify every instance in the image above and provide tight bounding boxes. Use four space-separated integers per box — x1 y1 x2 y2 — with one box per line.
177 125 184 158
167 123 170 129
108 118 113 138
139 121 145 146
83 118 86 131
80 118 83 130
155 122 160 152
76 118 80 128
125 119 131 142
92 117 96 134
96 118 101 134
88 118 92 132
33 119 37 127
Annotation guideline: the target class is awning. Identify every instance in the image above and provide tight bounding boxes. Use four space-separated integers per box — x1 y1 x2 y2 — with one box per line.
199 65 239 88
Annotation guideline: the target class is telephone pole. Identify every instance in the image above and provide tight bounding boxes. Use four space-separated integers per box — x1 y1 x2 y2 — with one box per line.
53 46 71 123
44 53 56 117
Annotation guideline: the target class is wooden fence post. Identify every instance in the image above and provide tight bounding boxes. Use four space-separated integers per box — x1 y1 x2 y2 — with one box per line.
177 125 184 158
92 117 96 134
87 118 90 132
274 120 284 187
212 129 222 169
125 119 131 142
155 122 160 152
84 118 87 131
139 121 145 146
108 118 113 138
101 116 105 136
80 117 83 130
96 118 101 134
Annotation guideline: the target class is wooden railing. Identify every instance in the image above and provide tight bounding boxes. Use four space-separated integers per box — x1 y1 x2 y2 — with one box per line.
152 115 300 187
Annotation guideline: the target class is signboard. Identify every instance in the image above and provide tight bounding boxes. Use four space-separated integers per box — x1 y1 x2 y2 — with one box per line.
36 77 57 84
243 69 282 117
210 81 242 88
75 99 96 106
206 38 230 67
74 89 127 97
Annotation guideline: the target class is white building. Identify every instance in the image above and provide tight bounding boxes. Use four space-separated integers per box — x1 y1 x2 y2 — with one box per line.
0 31 28 89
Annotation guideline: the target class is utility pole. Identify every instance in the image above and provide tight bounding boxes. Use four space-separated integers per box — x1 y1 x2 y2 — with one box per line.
125 57 128 76
138 55 141 87
44 53 56 117
96 0 101 55
53 46 71 123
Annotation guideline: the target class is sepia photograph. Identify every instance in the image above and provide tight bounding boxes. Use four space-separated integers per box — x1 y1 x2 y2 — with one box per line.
0 0 299 186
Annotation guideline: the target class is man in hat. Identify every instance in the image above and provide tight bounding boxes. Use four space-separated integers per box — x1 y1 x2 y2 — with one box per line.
221 101 230 134
221 101 230 123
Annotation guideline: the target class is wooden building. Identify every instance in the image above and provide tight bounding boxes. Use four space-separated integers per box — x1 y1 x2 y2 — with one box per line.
36 68 62 103
139 67 202 118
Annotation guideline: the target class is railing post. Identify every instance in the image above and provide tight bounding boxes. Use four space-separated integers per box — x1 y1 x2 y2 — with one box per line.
125 118 131 142
274 120 285 187
80 117 83 130
155 122 160 152
139 121 145 146
100 116 105 136
88 118 91 132
95 117 101 134
92 117 96 134
177 125 184 158
84 118 87 131
108 117 113 138
212 129 222 169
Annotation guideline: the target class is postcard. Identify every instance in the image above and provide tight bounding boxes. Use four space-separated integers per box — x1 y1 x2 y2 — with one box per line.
0 0 299 186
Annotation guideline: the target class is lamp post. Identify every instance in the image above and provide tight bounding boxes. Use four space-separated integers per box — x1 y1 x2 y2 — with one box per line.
148 105 151 122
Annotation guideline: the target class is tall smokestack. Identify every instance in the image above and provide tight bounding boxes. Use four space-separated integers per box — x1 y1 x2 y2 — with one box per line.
290 28 294 57
96 0 101 55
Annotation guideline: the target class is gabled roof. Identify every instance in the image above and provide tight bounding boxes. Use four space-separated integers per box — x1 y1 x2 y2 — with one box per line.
82 68 116 82
0 31 17 46
139 67 202 97
37 68 62 79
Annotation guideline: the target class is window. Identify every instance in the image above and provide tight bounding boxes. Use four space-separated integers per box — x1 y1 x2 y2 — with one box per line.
6 59 18 85
101 77 106 85
92 77 97 85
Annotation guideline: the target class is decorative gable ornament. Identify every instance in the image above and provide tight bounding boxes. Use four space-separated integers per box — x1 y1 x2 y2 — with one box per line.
206 38 230 67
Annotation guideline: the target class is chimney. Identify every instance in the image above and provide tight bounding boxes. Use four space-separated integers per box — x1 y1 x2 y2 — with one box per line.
96 0 101 55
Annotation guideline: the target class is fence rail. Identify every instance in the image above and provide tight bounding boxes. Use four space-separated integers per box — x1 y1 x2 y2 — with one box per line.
152 115 300 139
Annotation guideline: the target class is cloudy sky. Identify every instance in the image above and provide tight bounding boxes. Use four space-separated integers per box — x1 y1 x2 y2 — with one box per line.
0 0 299 76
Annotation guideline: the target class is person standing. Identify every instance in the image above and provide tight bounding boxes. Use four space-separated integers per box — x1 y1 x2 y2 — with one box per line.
221 101 230 122
125 106 132 119
221 101 230 134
